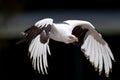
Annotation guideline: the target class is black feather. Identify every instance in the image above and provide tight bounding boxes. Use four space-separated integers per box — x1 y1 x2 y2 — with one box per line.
16 24 52 45
72 26 88 46
40 24 51 43
16 25 43 44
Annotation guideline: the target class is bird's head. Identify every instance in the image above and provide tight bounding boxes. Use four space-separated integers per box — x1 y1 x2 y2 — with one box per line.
68 35 78 43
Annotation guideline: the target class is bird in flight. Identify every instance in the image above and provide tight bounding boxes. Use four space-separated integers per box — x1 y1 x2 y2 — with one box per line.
17 18 115 77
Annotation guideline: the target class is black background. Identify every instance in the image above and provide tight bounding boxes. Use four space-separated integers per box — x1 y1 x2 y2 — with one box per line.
0 0 120 80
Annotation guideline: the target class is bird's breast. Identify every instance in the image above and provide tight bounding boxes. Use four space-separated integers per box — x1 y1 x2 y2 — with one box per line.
50 24 72 43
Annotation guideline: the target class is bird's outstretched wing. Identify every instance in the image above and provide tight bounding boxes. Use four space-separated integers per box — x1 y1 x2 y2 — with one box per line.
17 18 53 74
65 20 115 77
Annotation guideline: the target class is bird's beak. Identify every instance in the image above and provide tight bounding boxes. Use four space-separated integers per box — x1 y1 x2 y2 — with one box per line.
68 35 79 42
75 37 79 42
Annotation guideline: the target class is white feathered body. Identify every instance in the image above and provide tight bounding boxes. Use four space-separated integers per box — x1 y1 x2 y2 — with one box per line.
50 23 72 43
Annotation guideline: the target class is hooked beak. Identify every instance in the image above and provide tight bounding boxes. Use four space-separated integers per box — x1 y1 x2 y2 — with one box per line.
68 35 78 42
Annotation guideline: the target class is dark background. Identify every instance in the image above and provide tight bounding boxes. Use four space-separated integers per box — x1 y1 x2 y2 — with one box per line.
0 0 120 80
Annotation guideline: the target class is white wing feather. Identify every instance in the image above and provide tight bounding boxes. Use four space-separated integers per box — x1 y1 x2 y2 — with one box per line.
81 31 114 77
64 20 95 31
28 18 53 74
29 35 51 74
35 18 53 27
64 20 114 77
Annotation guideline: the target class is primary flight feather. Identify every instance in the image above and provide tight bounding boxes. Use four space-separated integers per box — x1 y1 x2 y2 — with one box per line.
17 18 115 77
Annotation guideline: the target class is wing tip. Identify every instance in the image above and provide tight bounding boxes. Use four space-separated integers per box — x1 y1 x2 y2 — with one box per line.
35 18 53 27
